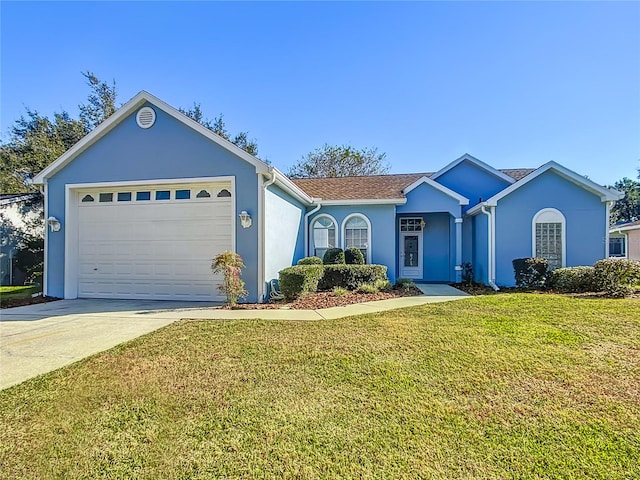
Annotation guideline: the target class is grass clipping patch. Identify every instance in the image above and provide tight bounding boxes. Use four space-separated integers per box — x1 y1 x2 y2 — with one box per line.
1 294 639 478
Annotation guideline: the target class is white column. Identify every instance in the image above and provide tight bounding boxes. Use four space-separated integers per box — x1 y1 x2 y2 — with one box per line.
455 217 463 282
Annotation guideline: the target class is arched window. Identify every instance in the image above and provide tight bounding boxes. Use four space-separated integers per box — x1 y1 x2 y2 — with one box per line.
311 215 337 259
532 208 566 269
343 214 371 263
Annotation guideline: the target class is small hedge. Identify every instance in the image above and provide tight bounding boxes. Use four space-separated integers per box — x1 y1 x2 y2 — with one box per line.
345 247 365 265
318 264 388 291
323 248 345 265
593 258 640 297
297 256 323 265
550 266 596 293
278 265 324 301
512 257 549 289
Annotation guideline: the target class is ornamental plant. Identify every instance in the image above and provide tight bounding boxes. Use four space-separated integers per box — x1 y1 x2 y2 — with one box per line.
211 251 248 306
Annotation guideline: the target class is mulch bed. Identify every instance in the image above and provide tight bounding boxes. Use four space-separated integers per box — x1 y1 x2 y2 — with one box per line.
228 285 423 310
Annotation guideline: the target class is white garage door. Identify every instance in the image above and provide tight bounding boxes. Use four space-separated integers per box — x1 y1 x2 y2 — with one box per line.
75 182 233 301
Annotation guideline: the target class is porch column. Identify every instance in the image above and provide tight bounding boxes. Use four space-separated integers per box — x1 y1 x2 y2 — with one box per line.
455 217 463 282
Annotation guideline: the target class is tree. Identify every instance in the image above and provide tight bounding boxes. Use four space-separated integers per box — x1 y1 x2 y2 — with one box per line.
179 104 258 157
287 144 390 178
78 71 117 131
609 176 640 225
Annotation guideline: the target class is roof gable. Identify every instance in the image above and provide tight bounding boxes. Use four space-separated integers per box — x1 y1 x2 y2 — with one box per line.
467 161 623 215
32 91 271 184
431 153 516 184
402 176 469 205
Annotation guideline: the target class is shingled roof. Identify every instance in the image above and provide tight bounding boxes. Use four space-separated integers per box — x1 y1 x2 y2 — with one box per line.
291 169 535 201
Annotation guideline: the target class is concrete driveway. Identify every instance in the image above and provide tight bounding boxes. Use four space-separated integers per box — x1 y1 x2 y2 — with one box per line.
0 299 219 390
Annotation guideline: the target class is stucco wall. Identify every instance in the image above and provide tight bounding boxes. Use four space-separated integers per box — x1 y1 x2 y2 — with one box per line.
471 213 489 284
494 170 606 286
628 230 640 260
397 182 463 217
45 103 262 301
264 184 304 287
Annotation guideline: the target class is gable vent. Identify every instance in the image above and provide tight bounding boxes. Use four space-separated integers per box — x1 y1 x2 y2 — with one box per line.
136 107 156 129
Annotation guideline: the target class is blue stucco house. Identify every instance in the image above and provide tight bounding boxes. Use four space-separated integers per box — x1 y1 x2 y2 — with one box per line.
33 91 623 302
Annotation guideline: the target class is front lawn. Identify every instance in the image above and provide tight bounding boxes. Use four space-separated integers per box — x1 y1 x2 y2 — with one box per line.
1 294 638 478
0 285 39 303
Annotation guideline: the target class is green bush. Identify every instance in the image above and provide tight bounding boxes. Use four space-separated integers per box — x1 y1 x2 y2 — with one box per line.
318 264 388 291
344 247 365 265
356 283 379 294
593 258 640 297
297 256 323 265
278 265 324 301
550 266 596 293
395 278 415 289
461 262 474 286
374 279 392 292
512 258 549 289
332 286 348 297
323 248 345 265
211 251 248 306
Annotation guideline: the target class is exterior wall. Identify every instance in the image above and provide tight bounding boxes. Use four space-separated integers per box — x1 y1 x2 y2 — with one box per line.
628 230 640 260
435 160 511 211
264 184 304 288
494 170 606 286
45 103 262 302
307 204 397 283
471 213 489 283
462 217 473 265
397 182 462 217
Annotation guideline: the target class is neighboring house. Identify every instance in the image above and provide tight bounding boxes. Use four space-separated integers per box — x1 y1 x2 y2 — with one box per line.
32 91 623 302
609 220 640 260
0 193 42 285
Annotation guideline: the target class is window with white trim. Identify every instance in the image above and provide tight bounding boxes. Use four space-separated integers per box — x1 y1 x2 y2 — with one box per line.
533 208 565 269
344 215 370 263
311 216 336 259
609 235 626 257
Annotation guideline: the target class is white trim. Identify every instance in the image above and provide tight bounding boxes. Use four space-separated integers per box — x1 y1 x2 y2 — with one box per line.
608 233 628 259
399 229 424 279
316 198 407 206
33 90 271 184
431 153 516 184
609 223 640 233
270 168 313 205
63 176 236 300
402 175 470 206
136 106 156 129
341 213 372 264
532 208 566 268
303 202 322 257
605 201 612 258
480 205 499 290
310 213 339 258
258 172 277 302
454 217 463 224
467 162 623 214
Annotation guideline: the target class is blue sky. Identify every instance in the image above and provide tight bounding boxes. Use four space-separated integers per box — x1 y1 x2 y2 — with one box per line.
1 1 639 186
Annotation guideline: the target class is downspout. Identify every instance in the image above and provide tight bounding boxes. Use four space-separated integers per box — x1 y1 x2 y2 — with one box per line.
605 200 613 258
304 200 322 257
480 205 499 291
259 170 277 302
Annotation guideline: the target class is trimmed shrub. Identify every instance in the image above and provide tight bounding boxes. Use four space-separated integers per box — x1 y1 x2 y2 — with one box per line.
550 266 596 293
279 265 324 301
318 264 388 291
323 248 345 265
297 256 323 265
593 258 640 297
512 257 549 289
344 247 365 265
357 283 379 294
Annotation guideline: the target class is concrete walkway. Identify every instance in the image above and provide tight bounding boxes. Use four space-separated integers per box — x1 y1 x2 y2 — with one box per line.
1 284 468 390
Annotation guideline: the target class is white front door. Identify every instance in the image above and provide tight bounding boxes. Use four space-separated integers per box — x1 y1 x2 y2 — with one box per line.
399 220 423 279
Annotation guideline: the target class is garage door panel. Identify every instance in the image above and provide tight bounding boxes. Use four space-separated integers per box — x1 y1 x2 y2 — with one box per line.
76 182 233 301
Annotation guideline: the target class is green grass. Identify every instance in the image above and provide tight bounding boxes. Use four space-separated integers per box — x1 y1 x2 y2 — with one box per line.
1 294 639 479
0 284 39 301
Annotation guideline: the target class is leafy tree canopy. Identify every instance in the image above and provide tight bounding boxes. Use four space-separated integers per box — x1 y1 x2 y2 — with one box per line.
610 175 640 225
287 144 390 178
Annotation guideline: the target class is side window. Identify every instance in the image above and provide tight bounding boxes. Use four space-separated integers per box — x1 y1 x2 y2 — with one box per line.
532 208 565 269
311 215 337 259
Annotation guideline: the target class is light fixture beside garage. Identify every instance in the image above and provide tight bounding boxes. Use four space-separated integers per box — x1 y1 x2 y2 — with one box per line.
239 210 252 228
47 216 61 232
136 106 156 129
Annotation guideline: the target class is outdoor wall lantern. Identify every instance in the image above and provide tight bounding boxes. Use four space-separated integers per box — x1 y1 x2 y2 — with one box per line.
47 216 61 232
239 211 252 228
420 219 426 229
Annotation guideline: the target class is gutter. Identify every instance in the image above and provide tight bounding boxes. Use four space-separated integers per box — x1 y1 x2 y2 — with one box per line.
303 200 323 257
480 204 499 291
258 171 278 302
